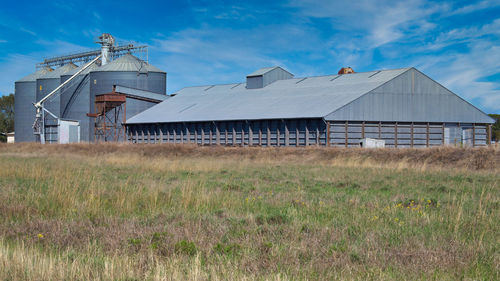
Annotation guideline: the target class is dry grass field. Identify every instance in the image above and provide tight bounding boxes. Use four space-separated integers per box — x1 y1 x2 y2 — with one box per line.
0 143 498 280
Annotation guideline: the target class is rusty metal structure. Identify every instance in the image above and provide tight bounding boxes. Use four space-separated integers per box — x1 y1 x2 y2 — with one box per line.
338 67 355 75
87 87 126 142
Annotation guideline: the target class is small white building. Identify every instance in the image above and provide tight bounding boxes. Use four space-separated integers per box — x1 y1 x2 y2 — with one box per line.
7 132 15 143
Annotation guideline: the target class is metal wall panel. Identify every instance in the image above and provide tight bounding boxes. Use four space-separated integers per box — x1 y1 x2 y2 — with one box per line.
14 81 37 142
327 121 487 147
326 69 494 124
36 78 61 118
60 74 92 141
127 118 327 147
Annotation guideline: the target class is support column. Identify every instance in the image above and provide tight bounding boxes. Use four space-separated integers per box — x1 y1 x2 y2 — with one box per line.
248 122 253 146
472 123 476 147
305 121 309 146
344 121 348 148
225 123 228 145
296 120 300 146
209 125 213 145
326 121 330 147
394 122 398 148
361 121 365 139
442 123 445 145
259 122 262 146
267 125 271 147
426 123 430 147
410 122 414 148
216 123 220 145
194 124 198 144
285 121 289 146
232 126 236 146
201 125 205 146
276 123 280 147
487 124 492 145
316 120 320 146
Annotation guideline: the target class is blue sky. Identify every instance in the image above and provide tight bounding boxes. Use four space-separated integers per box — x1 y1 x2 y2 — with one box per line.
0 0 499 113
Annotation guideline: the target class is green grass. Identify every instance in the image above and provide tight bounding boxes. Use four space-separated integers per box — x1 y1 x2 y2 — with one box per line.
0 145 498 280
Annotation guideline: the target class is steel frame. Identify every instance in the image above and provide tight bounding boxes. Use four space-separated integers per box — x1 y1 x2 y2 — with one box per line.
37 45 148 69
88 92 127 142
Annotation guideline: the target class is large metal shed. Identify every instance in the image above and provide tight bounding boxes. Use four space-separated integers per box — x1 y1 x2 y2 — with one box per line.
126 67 495 147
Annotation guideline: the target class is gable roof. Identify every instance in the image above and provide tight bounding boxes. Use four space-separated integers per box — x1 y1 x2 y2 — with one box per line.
247 66 292 77
127 68 410 124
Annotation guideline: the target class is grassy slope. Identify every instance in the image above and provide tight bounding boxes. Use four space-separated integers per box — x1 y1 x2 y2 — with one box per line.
0 144 498 280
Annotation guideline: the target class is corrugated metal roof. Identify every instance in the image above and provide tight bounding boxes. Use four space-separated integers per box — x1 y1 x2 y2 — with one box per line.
16 67 53 82
115 85 169 102
63 61 100 76
127 68 410 124
94 54 165 73
38 63 77 79
247 66 292 77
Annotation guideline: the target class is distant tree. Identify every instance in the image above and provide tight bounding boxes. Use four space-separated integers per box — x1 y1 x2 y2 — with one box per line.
0 94 14 142
489 114 500 143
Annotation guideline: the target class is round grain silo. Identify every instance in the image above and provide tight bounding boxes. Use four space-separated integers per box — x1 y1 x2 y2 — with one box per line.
36 63 77 119
59 62 100 142
89 53 166 96
14 67 53 142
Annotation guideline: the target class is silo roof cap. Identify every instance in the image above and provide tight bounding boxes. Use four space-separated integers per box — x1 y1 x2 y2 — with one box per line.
16 67 53 82
94 53 165 73
38 63 77 79
63 61 100 76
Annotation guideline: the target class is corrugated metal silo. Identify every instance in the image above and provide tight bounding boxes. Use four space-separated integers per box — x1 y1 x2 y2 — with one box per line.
60 62 100 142
88 54 166 141
89 54 166 95
36 63 77 117
14 67 53 142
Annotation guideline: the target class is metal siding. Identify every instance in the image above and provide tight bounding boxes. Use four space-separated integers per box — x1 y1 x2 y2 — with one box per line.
90 71 166 96
326 69 493 124
14 81 37 142
327 121 450 147
246 76 263 89
36 78 61 118
262 67 294 88
60 74 92 142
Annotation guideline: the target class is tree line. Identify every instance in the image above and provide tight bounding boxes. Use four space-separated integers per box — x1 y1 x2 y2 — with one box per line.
0 94 14 142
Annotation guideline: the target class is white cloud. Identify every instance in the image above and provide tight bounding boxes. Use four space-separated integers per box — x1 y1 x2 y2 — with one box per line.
150 24 327 92
449 0 500 15
287 0 444 47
